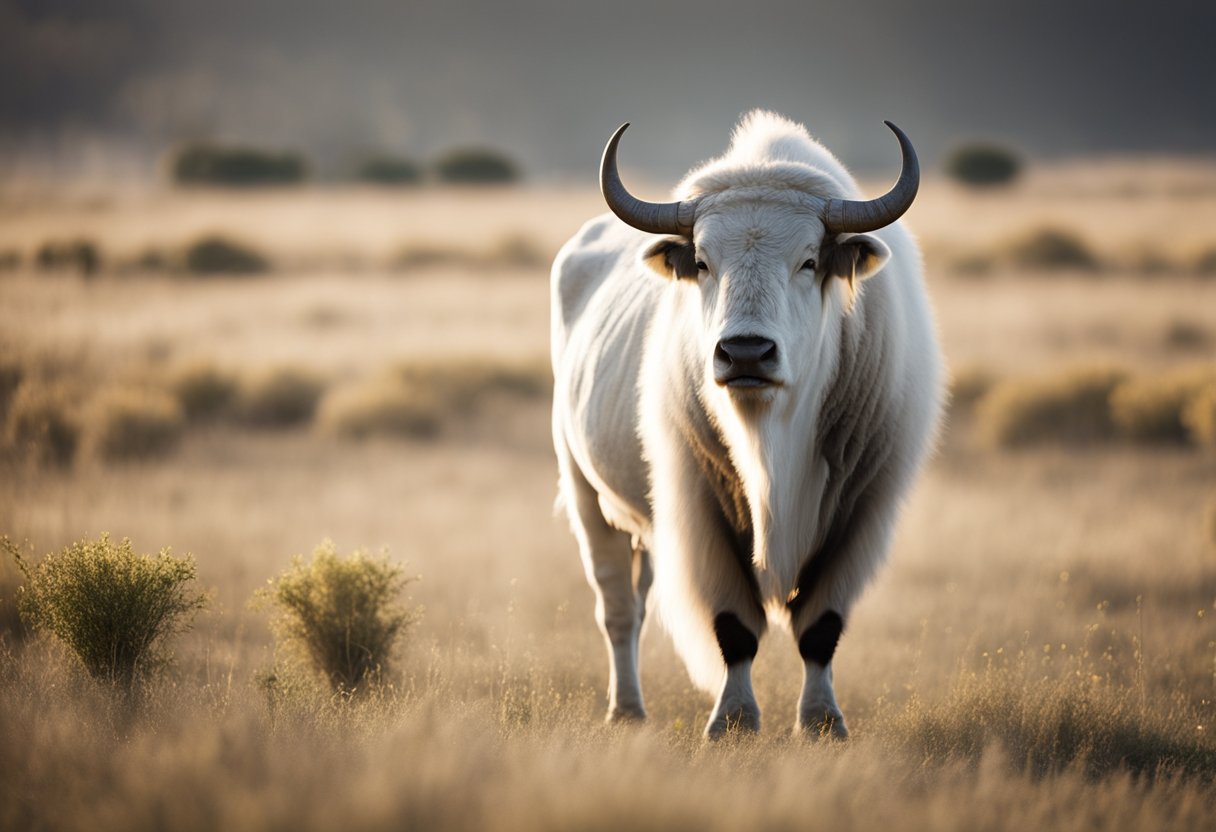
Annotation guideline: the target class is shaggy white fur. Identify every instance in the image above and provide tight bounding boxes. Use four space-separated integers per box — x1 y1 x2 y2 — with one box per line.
551 110 944 735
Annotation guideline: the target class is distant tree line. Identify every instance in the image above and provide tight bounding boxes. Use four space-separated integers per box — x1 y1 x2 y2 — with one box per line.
167 142 521 187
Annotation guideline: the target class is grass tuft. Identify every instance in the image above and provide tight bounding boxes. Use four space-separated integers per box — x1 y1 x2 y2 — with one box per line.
86 388 185 461
1004 227 1100 272
237 367 326 428
1110 369 1216 444
255 540 418 693
10 534 206 690
183 235 270 276
169 361 239 421
3 381 79 466
317 382 441 440
975 366 1126 448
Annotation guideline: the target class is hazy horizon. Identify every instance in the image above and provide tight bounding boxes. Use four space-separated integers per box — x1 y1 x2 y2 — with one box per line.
2 0 1214 182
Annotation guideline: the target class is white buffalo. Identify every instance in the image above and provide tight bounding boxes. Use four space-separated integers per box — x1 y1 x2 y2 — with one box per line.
551 111 944 738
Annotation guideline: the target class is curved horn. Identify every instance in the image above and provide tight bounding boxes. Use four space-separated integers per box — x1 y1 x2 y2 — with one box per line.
600 123 696 236
823 120 920 234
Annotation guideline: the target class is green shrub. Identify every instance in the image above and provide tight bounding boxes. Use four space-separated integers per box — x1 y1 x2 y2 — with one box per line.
433 147 520 184
4 382 79 466
237 367 325 428
169 143 307 186
944 143 1022 188
355 156 423 186
1005 228 1099 271
317 382 441 440
256 540 417 692
12 533 206 689
34 239 101 276
170 362 238 421
86 388 184 461
1110 370 1216 443
1183 385 1216 447
975 366 1126 448
183 235 270 275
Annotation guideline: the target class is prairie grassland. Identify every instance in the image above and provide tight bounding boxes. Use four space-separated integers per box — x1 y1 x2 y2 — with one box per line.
2 172 1216 830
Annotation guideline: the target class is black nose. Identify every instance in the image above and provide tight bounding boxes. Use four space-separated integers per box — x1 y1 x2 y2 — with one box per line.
714 336 779 386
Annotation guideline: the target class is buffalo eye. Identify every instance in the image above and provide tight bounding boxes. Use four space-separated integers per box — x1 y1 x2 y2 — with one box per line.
801 258 817 272
695 260 708 272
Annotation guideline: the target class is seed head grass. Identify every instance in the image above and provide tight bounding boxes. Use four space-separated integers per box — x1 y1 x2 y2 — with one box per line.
11 534 206 691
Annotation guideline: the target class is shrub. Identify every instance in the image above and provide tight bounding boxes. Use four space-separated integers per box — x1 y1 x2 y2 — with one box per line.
944 143 1022 188
433 147 520 184
183 235 270 276
1192 246 1216 276
0 537 30 643
256 540 417 692
317 382 441 440
355 156 423 186
169 361 238 421
975 366 1126 448
1110 369 1216 443
12 533 206 689
1183 385 1216 447
0 249 22 270
1005 228 1099 271
34 239 101 276
237 367 325 428
169 143 307 186
4 382 79 466
485 234 547 268
1162 319 1211 352
86 388 184 461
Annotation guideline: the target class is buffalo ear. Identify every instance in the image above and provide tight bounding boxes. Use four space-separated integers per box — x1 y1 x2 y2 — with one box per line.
822 233 891 290
642 236 699 280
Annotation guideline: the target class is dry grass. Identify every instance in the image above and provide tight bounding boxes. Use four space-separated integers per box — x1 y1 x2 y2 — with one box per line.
975 366 1126 447
2 174 1216 829
168 361 239 421
3 380 80 466
1183 386 1216 447
236 366 326 428
1110 369 1216 443
85 388 185 461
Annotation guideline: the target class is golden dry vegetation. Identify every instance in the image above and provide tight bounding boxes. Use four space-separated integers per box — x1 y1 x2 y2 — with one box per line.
1 165 1215 830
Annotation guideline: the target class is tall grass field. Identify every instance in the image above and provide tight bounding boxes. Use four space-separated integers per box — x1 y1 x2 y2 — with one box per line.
2 165 1215 830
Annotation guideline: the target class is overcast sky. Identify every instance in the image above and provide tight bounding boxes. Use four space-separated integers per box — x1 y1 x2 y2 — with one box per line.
2 0 1213 180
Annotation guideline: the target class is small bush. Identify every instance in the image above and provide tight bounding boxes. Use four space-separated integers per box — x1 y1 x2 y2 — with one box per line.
237 367 326 428
86 388 184 461
12 533 206 689
256 540 417 692
1005 228 1099 272
4 382 79 466
169 362 238 421
34 239 101 276
485 234 547 268
0 249 22 270
183 235 270 276
355 156 423 186
975 366 1126 448
433 147 520 184
317 382 441 440
169 143 307 187
944 143 1022 188
1183 385 1216 447
1110 369 1216 443
392 242 474 271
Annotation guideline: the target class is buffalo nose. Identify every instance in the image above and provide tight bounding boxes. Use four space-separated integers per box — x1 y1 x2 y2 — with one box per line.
714 336 779 385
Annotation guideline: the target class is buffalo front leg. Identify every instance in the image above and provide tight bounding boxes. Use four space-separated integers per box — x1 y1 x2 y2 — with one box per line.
795 610 848 739
561 458 647 722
